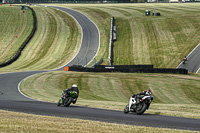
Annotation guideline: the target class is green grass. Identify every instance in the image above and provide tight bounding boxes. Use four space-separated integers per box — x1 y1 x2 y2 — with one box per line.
48 3 200 68
1 3 200 132
0 5 33 64
1 110 198 133
0 6 81 72
20 71 200 119
1 4 200 70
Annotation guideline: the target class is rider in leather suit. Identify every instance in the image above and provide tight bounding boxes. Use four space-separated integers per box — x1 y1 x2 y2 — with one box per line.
132 90 152 104
60 84 79 104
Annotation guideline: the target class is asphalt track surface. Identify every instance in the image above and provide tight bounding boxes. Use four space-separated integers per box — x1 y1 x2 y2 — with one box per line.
51 6 100 70
177 43 200 73
0 6 200 131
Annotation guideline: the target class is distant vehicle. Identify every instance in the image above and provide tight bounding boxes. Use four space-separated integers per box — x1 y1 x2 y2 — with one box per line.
183 56 187 64
169 0 185 2
124 93 153 115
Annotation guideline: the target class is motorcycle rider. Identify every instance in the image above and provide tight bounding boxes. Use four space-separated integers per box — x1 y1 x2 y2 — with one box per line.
132 90 152 104
184 56 187 61
183 56 187 64
59 84 79 105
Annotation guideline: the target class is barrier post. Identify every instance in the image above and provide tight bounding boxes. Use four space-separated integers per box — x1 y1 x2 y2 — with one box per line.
64 66 69 71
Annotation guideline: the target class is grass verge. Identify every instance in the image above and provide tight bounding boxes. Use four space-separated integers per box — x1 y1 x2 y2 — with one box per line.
0 109 198 133
20 71 200 119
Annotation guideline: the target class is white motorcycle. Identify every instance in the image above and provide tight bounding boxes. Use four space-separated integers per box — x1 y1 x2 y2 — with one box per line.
124 95 153 115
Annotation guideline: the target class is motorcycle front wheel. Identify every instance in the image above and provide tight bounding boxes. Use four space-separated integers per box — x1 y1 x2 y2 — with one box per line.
136 103 147 115
64 97 72 107
57 99 61 106
124 104 129 114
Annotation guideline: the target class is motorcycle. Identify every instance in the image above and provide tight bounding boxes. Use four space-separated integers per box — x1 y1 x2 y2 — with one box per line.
124 95 153 115
57 91 78 107
183 57 187 64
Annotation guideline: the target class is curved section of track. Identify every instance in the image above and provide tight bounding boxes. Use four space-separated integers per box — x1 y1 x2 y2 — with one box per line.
51 6 100 70
0 6 199 131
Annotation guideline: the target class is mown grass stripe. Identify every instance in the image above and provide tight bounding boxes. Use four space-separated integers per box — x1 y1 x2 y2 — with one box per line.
20 9 57 68
0 6 30 63
0 8 26 57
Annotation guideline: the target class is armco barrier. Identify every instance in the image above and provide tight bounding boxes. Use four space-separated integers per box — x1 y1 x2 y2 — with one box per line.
113 25 117 41
108 17 117 66
90 58 103 68
109 17 114 66
0 6 37 67
64 0 132 3
68 66 188 74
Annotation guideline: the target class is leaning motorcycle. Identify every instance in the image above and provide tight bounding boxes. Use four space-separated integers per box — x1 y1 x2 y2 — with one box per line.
183 57 187 64
57 91 78 107
124 95 153 115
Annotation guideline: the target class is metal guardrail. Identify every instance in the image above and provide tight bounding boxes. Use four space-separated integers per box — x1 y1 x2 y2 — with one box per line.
90 58 103 68
3 0 130 4
109 17 117 66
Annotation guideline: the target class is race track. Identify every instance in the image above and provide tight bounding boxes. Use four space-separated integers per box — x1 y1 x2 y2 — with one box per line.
0 6 200 131
177 43 200 73
52 6 100 70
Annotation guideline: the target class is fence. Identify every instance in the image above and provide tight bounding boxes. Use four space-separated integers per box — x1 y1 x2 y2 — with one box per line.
3 0 200 3
67 65 188 74
90 58 103 68
3 0 131 3
94 65 153 69
109 17 116 66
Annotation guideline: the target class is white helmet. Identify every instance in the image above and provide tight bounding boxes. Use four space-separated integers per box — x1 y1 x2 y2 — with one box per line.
72 84 77 87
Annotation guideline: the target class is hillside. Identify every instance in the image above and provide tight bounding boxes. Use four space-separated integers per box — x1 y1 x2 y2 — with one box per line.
0 6 81 72
0 4 200 71
0 5 33 64
57 3 200 68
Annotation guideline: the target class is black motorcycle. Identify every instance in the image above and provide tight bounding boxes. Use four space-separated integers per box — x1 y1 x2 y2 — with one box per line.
124 95 153 115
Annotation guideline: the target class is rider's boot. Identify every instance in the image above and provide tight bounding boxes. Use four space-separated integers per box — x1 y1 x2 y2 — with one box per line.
73 98 77 104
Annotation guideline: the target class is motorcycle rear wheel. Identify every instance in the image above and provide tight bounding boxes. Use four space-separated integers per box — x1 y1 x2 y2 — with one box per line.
136 103 147 115
64 97 72 107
